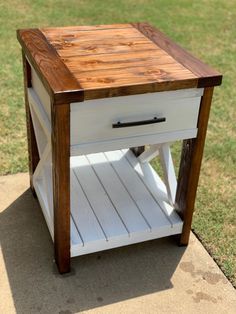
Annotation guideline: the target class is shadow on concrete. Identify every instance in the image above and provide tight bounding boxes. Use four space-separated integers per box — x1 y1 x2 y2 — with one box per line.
0 189 186 313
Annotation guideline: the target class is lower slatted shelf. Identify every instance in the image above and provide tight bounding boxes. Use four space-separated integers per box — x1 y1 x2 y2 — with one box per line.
70 149 183 257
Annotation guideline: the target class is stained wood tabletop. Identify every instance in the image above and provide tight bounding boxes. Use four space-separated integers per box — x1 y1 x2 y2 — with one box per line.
17 23 222 104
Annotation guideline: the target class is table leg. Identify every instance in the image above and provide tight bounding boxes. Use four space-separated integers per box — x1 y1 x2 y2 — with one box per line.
175 87 214 245
22 52 40 196
51 103 70 273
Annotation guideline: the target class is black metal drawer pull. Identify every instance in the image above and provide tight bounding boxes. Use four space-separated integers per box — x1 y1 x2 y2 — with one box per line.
112 116 166 128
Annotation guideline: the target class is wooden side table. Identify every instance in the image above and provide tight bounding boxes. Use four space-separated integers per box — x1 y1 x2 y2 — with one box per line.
17 23 222 273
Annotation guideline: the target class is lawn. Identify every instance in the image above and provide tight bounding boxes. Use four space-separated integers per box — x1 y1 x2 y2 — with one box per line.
0 0 235 286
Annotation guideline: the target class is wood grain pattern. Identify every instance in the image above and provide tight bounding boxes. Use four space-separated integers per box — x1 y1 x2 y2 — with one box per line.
17 29 83 105
74 64 196 83
18 23 222 102
63 51 177 71
175 87 214 245
51 103 70 273
82 79 199 100
56 39 158 58
22 52 40 196
42 24 133 33
132 22 222 87
44 27 143 43
81 73 197 100
41 24 199 100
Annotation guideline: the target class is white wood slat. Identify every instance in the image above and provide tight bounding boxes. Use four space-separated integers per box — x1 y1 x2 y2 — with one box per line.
70 221 181 257
71 156 129 241
70 218 83 248
159 144 177 205
70 222 182 257
70 169 107 245
33 177 54 239
33 144 50 184
43 155 54 220
86 152 151 235
104 150 171 231
123 149 182 231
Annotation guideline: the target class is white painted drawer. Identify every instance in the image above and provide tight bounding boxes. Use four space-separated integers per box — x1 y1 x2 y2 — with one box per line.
70 89 203 153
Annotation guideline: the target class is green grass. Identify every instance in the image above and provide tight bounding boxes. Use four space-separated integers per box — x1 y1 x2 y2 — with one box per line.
0 0 235 286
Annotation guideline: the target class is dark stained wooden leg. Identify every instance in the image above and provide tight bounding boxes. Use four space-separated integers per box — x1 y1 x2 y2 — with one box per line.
130 146 145 157
22 51 40 196
51 103 70 273
175 87 214 245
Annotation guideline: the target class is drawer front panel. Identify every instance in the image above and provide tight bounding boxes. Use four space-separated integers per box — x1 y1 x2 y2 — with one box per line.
71 89 203 147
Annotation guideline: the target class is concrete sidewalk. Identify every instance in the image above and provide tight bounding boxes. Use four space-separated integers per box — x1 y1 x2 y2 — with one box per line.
0 173 235 314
